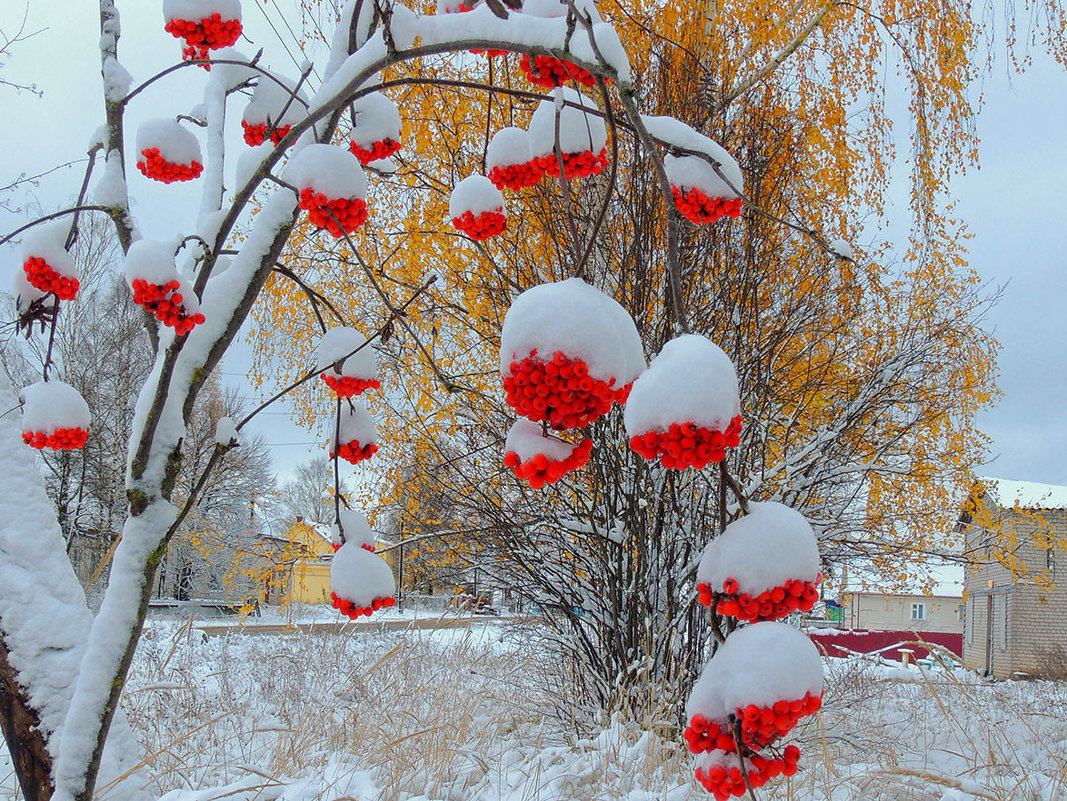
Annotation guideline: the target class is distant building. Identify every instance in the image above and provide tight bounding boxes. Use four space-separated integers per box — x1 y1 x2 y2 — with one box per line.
838 589 963 634
959 477 1067 679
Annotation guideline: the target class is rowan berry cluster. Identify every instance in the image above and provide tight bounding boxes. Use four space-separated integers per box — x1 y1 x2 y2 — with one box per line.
242 121 291 147
137 148 204 183
672 186 744 225
330 591 396 619
452 209 507 240
504 438 592 489
22 427 89 451
298 189 368 237
629 415 742 470
23 257 79 300
520 55 598 88
322 374 381 397
488 161 545 191
503 351 630 430
699 576 820 622
695 746 800 800
349 138 401 165
130 279 206 335
165 14 242 68
331 440 378 464
539 148 609 181
736 694 822 749
684 714 737 755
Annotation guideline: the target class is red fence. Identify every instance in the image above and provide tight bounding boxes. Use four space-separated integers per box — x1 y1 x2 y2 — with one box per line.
808 629 963 661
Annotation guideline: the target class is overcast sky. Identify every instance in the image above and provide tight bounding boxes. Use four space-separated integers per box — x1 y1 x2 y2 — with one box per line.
1 2 1064 487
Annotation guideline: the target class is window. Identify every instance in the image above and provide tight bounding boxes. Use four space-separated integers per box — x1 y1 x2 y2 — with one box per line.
911 602 926 621
1047 547 1056 578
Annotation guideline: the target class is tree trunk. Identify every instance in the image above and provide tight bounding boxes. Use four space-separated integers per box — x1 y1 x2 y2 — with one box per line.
0 639 53 801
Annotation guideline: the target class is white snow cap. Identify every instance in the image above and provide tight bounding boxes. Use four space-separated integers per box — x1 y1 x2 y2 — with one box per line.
136 118 202 166
164 0 242 22
499 277 646 386
436 0 470 12
13 270 46 311
214 416 237 445
330 400 378 447
697 502 820 596
685 665 730 723
487 127 534 170
642 115 743 198
243 73 308 128
527 88 607 159
828 238 855 261
624 335 739 435
331 542 395 605
123 239 180 286
693 622 823 710
449 175 504 218
21 222 76 279
20 381 90 434
285 143 368 200
209 47 254 91
315 326 378 380
333 508 375 549
505 419 580 462
350 92 402 149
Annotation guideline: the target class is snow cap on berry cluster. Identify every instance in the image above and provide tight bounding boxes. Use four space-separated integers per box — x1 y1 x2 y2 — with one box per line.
21 222 77 282
487 127 534 171
697 502 820 598
285 143 368 201
527 88 607 159
499 278 645 385
330 400 378 448
123 239 203 316
214 416 238 446
331 541 395 606
350 92 402 150
505 419 580 462
624 335 739 436
642 115 743 200
136 118 203 167
449 175 504 218
315 326 378 380
242 72 307 128
163 0 242 23
698 622 823 711
333 508 376 550
684 664 730 725
20 381 91 435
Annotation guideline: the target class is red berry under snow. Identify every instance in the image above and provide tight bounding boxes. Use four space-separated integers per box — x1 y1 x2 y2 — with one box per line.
520 54 599 88
672 186 743 225
298 189 368 237
242 121 290 147
504 437 592 489
164 13 242 69
487 128 545 191
735 694 822 749
694 747 800 800
629 415 742 471
137 148 204 183
22 427 89 451
452 209 506 240
349 138 401 165
488 161 544 191
701 576 821 623
322 374 381 398
23 257 79 301
504 351 631 430
331 440 378 465
331 591 396 619
130 279 206 336
538 148 610 181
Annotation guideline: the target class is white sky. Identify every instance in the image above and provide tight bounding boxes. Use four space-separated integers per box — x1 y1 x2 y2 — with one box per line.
1 1 1064 487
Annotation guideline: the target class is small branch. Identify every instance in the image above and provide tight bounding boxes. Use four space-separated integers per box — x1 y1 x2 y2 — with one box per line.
0 206 115 247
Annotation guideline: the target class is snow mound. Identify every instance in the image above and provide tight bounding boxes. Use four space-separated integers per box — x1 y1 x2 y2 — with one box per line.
697 502 820 597
828 238 854 260
624 334 739 434
499 277 645 384
242 73 307 128
164 0 242 22
136 118 202 166
330 400 377 447
505 419 578 462
350 92 402 150
642 115 743 196
123 238 180 286
285 143 368 200
331 542 395 606
487 127 533 170
22 222 76 280
334 508 376 550
20 381 91 434
449 174 504 218
214 416 237 445
315 326 378 378
527 88 607 158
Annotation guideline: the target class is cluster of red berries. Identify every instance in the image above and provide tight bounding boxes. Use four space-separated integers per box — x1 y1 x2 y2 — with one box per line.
504 351 630 430
539 148 609 181
298 188 367 237
695 746 800 800
735 694 822 749
699 576 820 622
23 257 79 300
330 591 396 619
165 14 242 68
322 375 381 397
519 55 598 88
332 440 378 464
22 427 89 451
242 121 291 147
452 209 507 240
130 279 206 336
349 138 401 165
504 438 592 489
684 714 738 755
488 161 545 191
136 148 204 183
672 186 744 225
629 415 742 470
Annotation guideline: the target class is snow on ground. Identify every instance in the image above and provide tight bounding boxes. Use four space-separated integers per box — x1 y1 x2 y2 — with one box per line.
3 619 1067 801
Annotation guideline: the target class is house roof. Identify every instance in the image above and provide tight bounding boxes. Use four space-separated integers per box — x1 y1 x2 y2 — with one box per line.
976 477 1067 510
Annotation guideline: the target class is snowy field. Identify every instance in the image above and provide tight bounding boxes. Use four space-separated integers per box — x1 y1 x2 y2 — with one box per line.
3 619 1067 801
